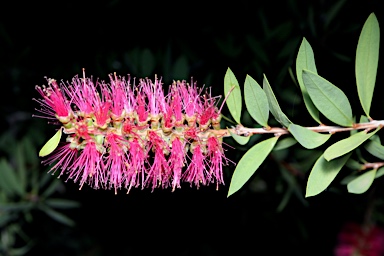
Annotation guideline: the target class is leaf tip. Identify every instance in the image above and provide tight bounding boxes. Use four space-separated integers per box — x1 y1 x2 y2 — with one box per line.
227 187 236 198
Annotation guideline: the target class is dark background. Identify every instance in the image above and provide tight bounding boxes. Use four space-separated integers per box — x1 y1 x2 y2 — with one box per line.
1 1 384 255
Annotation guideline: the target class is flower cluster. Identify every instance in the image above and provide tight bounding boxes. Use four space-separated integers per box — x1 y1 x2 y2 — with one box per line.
34 72 229 193
334 222 384 256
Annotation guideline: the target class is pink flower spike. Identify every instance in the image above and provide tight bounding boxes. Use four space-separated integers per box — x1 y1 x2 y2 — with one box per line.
69 76 96 116
181 81 202 117
136 93 148 123
207 136 226 189
108 74 127 119
168 137 186 191
170 84 183 124
145 131 170 191
126 139 147 192
35 73 231 193
142 77 164 117
42 143 78 177
182 144 207 189
34 79 71 120
69 141 104 190
123 77 137 116
104 133 128 194
94 101 111 128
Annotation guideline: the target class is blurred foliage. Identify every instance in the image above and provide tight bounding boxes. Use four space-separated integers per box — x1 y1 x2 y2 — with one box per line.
0 126 80 255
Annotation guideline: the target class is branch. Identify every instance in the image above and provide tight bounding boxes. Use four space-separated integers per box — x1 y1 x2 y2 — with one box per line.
210 120 384 138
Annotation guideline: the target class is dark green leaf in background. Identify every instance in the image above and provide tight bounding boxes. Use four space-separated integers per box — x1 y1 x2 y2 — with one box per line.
0 158 24 196
39 205 75 227
171 55 189 80
140 48 155 77
45 198 81 209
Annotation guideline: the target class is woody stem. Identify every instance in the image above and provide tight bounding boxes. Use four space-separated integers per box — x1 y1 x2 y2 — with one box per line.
209 120 384 138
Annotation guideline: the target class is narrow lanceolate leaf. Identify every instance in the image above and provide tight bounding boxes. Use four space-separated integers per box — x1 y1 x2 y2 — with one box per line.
273 137 297 151
364 139 384 160
263 74 291 127
288 124 331 149
347 169 377 194
244 75 269 127
356 13 380 118
376 167 384 179
45 198 81 209
324 128 380 161
227 136 279 197
296 37 320 123
39 128 62 157
228 128 250 145
0 158 24 196
40 205 75 226
224 68 242 124
306 153 351 197
302 69 353 127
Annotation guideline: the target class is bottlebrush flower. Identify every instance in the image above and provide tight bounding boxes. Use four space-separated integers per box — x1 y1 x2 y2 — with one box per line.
334 222 384 256
34 71 229 193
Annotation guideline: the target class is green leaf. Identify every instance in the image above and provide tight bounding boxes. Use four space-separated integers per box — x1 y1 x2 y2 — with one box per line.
306 153 351 197
0 213 15 227
302 69 353 126
228 128 250 145
0 202 34 211
356 13 380 118
296 37 320 123
288 124 331 149
347 169 377 194
15 140 27 194
41 178 61 198
341 173 359 185
227 136 279 197
346 158 364 171
244 75 269 127
324 128 380 161
263 74 291 127
323 0 347 29
39 128 62 157
171 55 189 80
375 167 384 179
45 198 80 209
273 137 297 151
364 140 384 160
8 243 34 256
276 188 292 212
140 48 155 77
0 158 24 196
39 205 75 227
359 115 370 123
224 68 242 124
